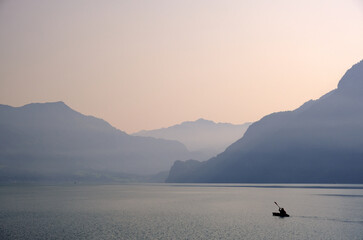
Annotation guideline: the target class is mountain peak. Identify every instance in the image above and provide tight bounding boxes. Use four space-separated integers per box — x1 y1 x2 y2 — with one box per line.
0 101 193 178
52 101 67 106
195 118 214 124
22 101 69 109
337 59 363 93
167 59 363 183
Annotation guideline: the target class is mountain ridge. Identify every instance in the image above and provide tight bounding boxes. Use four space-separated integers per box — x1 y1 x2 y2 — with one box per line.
167 59 363 183
133 118 251 160
0 101 193 182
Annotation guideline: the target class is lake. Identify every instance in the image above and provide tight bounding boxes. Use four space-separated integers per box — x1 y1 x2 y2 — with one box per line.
1 184 363 239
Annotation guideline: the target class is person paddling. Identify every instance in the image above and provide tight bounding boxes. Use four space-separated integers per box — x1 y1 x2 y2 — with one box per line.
279 207 287 215
273 202 289 217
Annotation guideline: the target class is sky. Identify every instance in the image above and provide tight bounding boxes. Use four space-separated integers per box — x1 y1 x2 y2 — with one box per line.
1 0 363 133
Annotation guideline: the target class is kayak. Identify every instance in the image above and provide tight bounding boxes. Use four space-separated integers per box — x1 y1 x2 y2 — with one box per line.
272 212 290 217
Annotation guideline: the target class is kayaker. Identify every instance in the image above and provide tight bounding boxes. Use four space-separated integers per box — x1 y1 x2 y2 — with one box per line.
279 207 287 215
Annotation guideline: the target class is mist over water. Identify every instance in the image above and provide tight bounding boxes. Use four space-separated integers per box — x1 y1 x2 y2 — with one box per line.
1 184 363 240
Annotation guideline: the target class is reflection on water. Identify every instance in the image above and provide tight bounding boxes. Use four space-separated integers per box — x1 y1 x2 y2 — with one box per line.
295 215 363 224
169 184 363 189
316 194 363 198
1 184 363 240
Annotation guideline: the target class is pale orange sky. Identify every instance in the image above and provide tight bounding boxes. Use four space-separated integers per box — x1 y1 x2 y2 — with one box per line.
1 0 363 133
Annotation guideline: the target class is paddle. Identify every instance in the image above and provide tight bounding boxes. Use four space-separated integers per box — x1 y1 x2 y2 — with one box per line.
273 201 289 217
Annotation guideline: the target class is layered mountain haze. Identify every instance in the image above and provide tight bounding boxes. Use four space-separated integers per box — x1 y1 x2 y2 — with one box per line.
133 119 251 160
167 59 363 183
0 102 192 181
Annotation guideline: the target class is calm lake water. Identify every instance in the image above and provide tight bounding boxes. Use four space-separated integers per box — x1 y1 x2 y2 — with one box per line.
1 183 363 240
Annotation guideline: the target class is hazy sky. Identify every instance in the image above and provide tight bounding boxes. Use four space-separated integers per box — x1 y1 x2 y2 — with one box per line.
1 0 363 133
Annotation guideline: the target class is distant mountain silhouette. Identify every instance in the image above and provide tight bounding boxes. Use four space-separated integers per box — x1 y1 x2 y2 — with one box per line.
167 59 363 183
0 102 192 182
133 119 251 160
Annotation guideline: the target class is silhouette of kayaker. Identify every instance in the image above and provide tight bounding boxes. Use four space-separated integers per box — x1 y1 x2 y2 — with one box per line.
279 207 286 215
273 202 290 217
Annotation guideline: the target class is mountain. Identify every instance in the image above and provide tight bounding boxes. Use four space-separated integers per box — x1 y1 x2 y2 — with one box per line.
133 119 251 160
167 59 363 183
0 102 192 182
